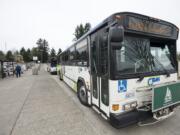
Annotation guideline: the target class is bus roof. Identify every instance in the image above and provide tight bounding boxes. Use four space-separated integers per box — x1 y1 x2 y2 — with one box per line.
59 12 179 54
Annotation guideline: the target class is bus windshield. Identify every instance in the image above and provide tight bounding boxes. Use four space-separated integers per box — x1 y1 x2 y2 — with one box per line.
50 58 57 67
113 36 176 76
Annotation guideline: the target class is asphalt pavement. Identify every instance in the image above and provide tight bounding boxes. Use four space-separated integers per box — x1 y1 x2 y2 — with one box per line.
0 64 180 135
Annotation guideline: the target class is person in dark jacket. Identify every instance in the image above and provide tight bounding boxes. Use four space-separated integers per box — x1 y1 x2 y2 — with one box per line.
15 64 21 78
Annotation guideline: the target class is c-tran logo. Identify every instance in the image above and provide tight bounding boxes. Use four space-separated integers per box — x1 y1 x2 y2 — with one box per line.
164 87 172 103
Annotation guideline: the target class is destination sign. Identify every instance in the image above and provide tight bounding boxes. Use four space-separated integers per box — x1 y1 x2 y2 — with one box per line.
127 16 172 36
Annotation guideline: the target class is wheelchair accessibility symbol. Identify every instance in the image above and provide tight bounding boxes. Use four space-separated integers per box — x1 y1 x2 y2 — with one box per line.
118 80 127 93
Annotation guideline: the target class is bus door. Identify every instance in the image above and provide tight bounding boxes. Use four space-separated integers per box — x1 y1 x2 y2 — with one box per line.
90 32 109 117
91 34 99 108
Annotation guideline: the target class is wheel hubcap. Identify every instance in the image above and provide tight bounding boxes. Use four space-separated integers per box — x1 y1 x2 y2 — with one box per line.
79 86 86 103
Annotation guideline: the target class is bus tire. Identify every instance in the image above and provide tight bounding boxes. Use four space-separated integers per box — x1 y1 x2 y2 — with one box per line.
77 82 88 106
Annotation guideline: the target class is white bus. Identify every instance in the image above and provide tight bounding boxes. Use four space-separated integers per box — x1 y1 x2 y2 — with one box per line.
58 12 179 128
48 57 57 75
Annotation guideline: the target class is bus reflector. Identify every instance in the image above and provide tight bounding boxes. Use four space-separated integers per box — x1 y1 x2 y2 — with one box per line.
112 104 119 111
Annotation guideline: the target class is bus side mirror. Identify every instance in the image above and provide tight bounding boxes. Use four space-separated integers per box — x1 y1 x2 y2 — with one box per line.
109 26 124 42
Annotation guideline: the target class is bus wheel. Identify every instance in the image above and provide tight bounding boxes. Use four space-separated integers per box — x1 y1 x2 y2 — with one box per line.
78 82 88 106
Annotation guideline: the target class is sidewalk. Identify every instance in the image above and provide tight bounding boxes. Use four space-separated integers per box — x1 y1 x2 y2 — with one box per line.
0 70 36 135
0 65 99 135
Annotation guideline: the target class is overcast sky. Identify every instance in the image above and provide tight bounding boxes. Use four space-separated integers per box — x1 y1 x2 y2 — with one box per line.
0 0 180 53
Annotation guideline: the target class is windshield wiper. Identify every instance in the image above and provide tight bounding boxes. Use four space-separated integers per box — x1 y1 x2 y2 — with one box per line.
137 74 145 82
150 54 170 77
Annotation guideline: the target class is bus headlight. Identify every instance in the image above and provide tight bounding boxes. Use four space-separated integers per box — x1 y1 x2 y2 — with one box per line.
123 101 137 111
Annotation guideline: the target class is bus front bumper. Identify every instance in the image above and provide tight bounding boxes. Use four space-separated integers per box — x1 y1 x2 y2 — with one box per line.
109 110 152 128
50 71 57 75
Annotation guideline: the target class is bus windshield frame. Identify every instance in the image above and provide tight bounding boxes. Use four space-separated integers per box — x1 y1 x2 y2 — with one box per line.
110 36 177 80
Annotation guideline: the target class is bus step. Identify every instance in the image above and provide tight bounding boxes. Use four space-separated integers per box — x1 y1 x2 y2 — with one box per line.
92 106 101 114
101 113 108 120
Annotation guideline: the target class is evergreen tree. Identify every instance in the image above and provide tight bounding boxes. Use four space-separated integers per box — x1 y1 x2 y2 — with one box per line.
14 50 19 55
20 47 26 62
31 47 38 57
23 48 32 62
36 38 49 63
84 23 91 33
0 50 5 60
50 48 56 58
74 23 91 40
20 47 26 56
6 50 14 61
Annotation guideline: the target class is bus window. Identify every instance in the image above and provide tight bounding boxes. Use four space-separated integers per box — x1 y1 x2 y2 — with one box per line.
64 51 69 63
69 46 76 65
76 39 88 66
91 35 98 99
